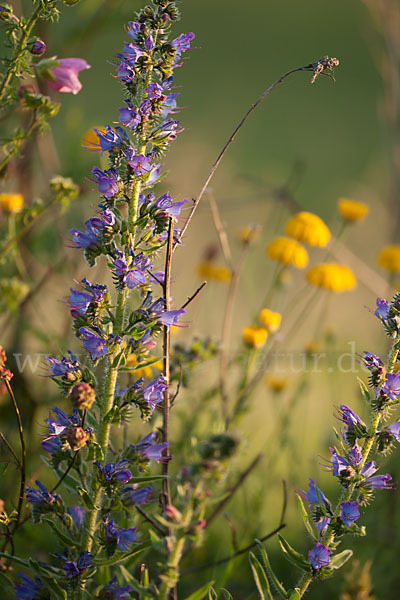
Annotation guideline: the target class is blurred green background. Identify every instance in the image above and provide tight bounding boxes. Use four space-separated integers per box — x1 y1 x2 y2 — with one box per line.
2 0 400 598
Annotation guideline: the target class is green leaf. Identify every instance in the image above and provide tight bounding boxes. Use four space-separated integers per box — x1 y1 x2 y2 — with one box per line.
104 405 121 426
249 552 273 600
288 590 301 600
277 535 309 571
87 440 104 461
111 350 126 369
255 540 288 599
183 581 214 600
77 487 97 510
295 494 316 540
130 474 167 484
329 549 353 570
207 587 218 600
220 589 233 600
357 377 371 404
93 540 151 566
42 517 77 547
0 571 14 590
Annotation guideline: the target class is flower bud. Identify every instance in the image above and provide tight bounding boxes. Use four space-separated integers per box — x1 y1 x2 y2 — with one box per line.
0 367 13 382
70 382 96 410
0 346 6 368
0 4 13 21
65 427 89 451
30 40 46 55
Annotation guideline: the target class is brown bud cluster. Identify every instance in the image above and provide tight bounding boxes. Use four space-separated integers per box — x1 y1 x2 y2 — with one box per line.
65 427 89 451
70 382 96 410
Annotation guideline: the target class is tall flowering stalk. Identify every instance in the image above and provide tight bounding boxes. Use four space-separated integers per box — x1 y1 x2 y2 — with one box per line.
250 293 400 599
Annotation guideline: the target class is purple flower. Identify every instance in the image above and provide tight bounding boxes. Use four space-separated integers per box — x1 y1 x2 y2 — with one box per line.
382 373 400 401
44 406 80 437
67 505 86 528
127 154 152 176
119 100 141 129
149 298 186 327
30 40 46 55
366 473 393 489
47 58 90 94
61 551 92 579
301 478 328 506
95 459 132 484
68 289 92 318
104 518 137 550
386 421 400 442
335 405 363 427
127 21 141 41
91 166 120 198
153 193 187 218
161 93 180 119
15 573 46 600
144 34 154 52
130 432 169 463
121 42 143 64
139 99 152 116
363 351 383 370
116 59 135 83
142 375 167 410
25 480 60 506
121 485 152 506
124 269 146 289
78 327 108 360
171 32 195 63
102 577 133 600
348 443 362 466
45 352 80 377
146 83 164 100
94 125 124 154
308 543 331 569
375 298 390 320
339 501 360 526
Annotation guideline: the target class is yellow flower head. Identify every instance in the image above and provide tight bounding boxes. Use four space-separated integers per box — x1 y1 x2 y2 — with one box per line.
337 198 369 222
259 308 282 332
306 263 356 292
266 237 308 269
377 245 400 273
242 326 268 348
285 211 330 247
0 193 23 213
236 224 261 244
125 354 163 378
196 261 231 282
265 375 289 393
81 127 106 152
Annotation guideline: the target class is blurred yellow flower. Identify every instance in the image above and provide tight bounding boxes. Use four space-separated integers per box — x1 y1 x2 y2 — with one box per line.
337 198 369 222
242 326 268 348
266 237 308 269
125 354 163 378
285 211 330 247
0 193 23 213
377 245 400 273
259 308 282 332
81 127 106 152
306 263 356 292
196 261 231 282
305 339 320 354
265 375 289 393
236 224 261 243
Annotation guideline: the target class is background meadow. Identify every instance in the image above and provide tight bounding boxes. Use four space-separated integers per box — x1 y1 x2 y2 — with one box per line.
1 0 400 598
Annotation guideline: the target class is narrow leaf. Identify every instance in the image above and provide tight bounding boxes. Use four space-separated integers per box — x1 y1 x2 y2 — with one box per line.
182 581 214 600
288 590 301 600
277 535 309 571
42 517 77 547
329 549 353 570
93 541 151 566
249 552 273 600
357 377 371 404
295 494 316 540
220 589 233 600
254 540 288 599
77 487 97 510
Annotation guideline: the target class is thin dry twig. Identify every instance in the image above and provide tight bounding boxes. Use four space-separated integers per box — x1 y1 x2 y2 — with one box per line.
205 454 263 528
180 281 207 310
206 189 233 271
175 58 339 250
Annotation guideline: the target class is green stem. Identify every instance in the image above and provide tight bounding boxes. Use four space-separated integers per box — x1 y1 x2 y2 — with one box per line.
0 5 42 105
0 111 40 174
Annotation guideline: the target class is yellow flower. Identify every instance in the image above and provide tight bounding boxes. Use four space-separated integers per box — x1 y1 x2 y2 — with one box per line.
377 245 400 273
285 211 330 247
259 308 282 332
196 261 231 282
81 127 106 152
265 375 289 393
236 224 261 243
0 193 23 213
266 237 308 269
242 326 268 348
125 354 163 378
337 198 369 222
306 263 356 292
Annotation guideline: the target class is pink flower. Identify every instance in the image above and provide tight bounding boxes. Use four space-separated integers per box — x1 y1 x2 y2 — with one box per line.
48 58 90 95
